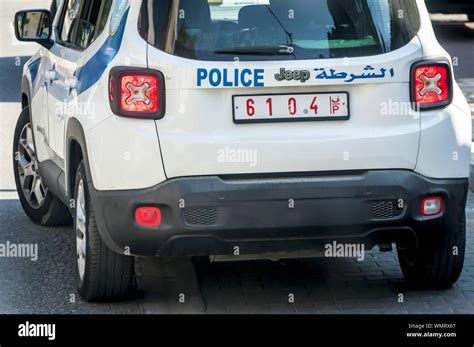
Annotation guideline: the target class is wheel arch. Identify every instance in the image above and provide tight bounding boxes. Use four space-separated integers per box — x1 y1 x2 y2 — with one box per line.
21 76 31 111
66 118 94 202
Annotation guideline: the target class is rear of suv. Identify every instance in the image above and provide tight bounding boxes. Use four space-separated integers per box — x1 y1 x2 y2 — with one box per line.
13 0 471 301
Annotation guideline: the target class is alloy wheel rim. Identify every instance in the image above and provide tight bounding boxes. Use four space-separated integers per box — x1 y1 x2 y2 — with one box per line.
76 179 87 281
17 123 47 208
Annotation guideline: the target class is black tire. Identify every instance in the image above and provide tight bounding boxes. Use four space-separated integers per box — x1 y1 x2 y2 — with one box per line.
13 107 71 226
74 161 135 301
397 213 466 289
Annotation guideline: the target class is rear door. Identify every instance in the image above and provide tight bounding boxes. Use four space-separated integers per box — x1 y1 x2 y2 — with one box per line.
46 0 113 167
46 0 84 166
144 0 423 178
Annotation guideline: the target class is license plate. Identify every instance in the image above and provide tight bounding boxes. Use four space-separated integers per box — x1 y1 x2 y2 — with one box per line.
233 92 350 124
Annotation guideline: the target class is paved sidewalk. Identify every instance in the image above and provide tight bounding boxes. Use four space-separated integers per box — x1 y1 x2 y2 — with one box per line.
193 213 474 314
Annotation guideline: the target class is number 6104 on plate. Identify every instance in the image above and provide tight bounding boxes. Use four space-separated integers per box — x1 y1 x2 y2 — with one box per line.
232 92 350 124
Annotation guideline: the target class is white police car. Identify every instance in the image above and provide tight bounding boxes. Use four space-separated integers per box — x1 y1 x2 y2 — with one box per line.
13 0 472 301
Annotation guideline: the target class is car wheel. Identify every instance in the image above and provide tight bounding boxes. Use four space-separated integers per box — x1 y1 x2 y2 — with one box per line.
397 212 465 288
74 160 135 301
13 107 71 226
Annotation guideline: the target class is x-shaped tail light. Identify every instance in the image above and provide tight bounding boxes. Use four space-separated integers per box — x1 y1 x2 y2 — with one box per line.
109 68 166 119
411 62 452 109
125 82 151 106
419 73 442 96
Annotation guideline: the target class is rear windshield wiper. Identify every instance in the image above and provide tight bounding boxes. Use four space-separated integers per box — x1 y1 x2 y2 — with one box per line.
215 45 295 55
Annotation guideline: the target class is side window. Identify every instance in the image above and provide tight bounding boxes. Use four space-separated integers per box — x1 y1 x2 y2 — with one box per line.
95 0 113 39
58 0 113 49
59 0 82 43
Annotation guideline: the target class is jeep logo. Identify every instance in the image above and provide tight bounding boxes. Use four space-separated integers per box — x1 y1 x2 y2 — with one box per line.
275 68 310 83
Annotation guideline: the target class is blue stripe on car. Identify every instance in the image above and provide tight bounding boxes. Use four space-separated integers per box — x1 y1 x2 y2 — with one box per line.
27 56 44 96
27 9 129 99
27 57 41 85
75 9 129 94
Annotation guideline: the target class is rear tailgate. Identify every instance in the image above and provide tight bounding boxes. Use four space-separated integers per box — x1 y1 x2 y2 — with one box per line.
150 41 423 178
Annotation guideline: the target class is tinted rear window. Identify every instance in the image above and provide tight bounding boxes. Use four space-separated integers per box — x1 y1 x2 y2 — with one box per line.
139 0 421 61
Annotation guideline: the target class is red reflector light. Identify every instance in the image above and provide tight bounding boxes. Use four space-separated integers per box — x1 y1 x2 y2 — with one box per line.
120 74 159 113
412 62 452 109
135 207 162 227
422 197 443 217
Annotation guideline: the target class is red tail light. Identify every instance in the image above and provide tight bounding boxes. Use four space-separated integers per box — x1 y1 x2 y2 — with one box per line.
411 61 452 110
120 74 159 113
109 67 165 119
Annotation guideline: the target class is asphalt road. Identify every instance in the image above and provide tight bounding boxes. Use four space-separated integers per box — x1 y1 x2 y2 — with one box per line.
0 0 473 314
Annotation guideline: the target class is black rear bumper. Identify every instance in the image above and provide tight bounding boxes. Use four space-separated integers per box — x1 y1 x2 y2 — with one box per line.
89 170 468 257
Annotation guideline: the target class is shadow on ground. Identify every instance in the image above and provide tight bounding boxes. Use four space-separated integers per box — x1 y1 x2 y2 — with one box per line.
0 56 31 103
1 197 473 314
194 250 474 314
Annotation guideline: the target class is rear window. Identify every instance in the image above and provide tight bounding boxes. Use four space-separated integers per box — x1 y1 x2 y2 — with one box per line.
139 0 421 61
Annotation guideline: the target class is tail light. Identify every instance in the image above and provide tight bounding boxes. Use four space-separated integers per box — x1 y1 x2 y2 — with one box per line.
411 61 452 110
109 67 165 119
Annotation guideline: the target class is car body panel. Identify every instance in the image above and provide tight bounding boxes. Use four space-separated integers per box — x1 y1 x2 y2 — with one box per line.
149 36 424 179
21 0 471 193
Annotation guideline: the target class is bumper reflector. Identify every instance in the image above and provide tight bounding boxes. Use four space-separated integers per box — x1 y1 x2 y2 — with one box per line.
135 207 162 227
422 197 443 216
